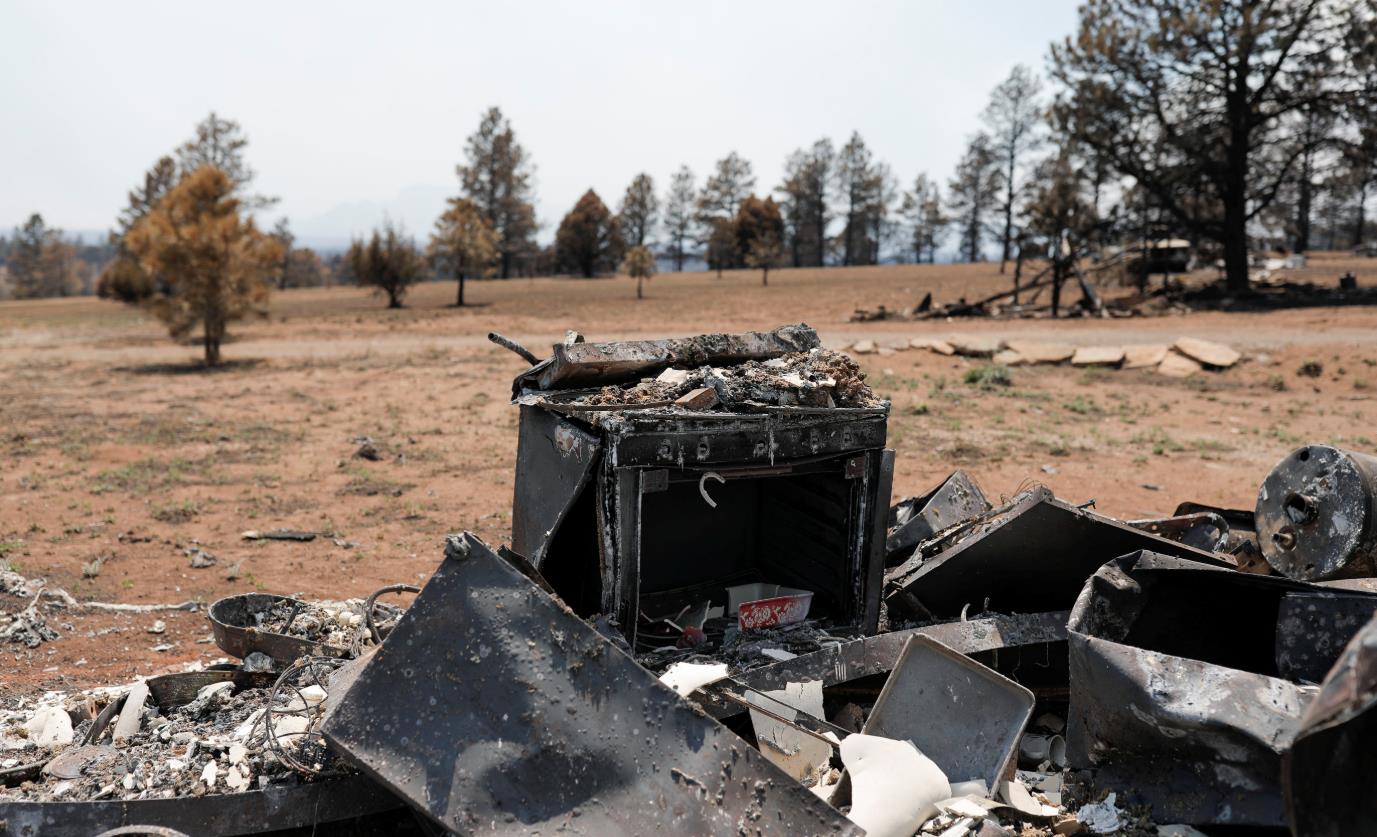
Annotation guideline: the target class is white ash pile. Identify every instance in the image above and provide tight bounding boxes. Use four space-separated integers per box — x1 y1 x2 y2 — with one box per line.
575 348 881 411
1 567 59 648
1 660 348 803
251 597 400 654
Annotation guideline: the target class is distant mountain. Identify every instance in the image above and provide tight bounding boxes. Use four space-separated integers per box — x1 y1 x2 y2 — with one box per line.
287 184 452 253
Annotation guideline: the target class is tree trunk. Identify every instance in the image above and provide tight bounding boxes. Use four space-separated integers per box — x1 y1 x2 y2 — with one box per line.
1051 257 1064 317
999 156 1015 273
1354 181 1369 248
636 275 643 299
762 267 769 287
203 317 222 366
1223 48 1252 293
500 250 512 279
456 271 466 307
1295 149 1314 254
1012 241 1024 305
388 288 402 308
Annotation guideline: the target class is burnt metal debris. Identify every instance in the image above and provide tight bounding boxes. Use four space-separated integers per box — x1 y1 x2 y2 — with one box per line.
320 533 864 836
1256 444 1377 581
15 325 1377 836
885 470 990 566
1284 610 1377 836
1066 551 1377 827
884 486 1224 621
507 323 894 650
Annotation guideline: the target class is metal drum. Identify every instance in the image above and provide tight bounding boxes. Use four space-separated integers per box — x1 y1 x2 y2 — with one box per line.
1257 445 1377 581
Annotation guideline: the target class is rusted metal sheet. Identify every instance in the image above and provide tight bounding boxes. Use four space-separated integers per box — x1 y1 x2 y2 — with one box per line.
1067 551 1377 827
510 406 602 566
208 593 352 662
320 533 864 836
885 469 990 565
1256 444 1377 581
512 323 821 393
1284 611 1377 836
885 487 1225 620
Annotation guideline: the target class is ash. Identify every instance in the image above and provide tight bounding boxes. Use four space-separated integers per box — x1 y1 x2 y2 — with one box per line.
1 669 345 803
577 349 881 411
254 597 400 654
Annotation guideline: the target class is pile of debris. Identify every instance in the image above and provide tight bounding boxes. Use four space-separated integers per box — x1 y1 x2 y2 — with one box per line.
851 269 1376 322
848 334 1240 377
5 325 1377 836
0 587 413 834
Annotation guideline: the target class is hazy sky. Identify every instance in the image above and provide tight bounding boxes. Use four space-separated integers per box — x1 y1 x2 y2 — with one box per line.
1 1 1079 246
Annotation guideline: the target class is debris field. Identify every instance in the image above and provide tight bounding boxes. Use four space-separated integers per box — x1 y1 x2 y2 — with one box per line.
3 323 1377 836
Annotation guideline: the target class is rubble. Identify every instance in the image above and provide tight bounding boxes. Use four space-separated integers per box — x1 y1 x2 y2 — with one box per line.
208 591 404 663
1066 551 1377 826
1283 608 1377 835
13 322 1377 836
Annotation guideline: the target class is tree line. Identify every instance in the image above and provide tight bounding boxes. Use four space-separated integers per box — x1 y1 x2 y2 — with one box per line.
4 0 1376 359
373 0 1377 296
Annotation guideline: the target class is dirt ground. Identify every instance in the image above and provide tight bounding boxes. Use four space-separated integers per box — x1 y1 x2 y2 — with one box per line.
4 252 1377 697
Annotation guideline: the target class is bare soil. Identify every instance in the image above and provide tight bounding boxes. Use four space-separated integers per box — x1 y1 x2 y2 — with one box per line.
4 252 1377 697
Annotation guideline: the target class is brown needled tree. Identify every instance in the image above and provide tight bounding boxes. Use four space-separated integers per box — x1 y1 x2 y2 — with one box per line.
346 221 425 309
124 166 283 366
429 197 498 306
621 245 656 300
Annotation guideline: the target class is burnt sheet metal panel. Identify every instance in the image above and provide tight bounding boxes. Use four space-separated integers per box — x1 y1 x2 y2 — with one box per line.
1066 552 1377 827
1256 444 1377 581
1275 591 1377 682
1284 611 1377 836
885 487 1225 620
513 324 821 393
886 470 990 565
702 611 1069 721
1125 512 1230 553
864 450 896 631
320 533 863 837
603 410 888 468
510 406 601 566
861 636 1034 789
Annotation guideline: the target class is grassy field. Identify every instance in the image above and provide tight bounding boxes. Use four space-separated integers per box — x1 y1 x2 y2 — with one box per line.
4 253 1377 693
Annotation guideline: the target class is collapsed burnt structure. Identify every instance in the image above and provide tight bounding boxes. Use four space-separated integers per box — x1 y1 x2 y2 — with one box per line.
506 325 894 647
10 327 1377 836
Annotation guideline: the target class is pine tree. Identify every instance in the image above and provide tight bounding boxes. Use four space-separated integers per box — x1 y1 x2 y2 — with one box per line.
1052 0 1354 290
663 167 697 272
124 167 283 365
900 174 947 263
621 245 657 300
776 139 835 267
982 65 1044 272
8 214 79 299
947 134 1004 263
556 190 624 278
698 153 756 269
429 197 498 306
618 174 659 248
345 221 425 310
457 107 538 278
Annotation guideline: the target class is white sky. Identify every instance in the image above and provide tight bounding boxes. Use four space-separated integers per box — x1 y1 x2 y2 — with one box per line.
0 1 1079 247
